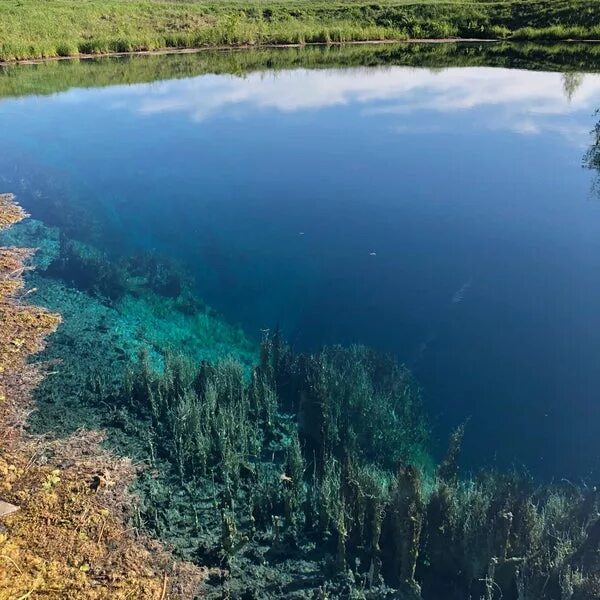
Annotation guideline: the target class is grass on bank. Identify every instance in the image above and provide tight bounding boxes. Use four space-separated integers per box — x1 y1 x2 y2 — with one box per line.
2 0 600 62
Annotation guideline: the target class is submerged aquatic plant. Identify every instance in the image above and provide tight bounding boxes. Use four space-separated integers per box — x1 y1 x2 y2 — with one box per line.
48 318 600 598
115 335 432 588
257 334 428 472
121 335 600 598
47 234 127 300
124 353 262 485
46 233 200 308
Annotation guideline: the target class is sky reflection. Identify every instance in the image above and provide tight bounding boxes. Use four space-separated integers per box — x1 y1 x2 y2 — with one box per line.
67 66 600 145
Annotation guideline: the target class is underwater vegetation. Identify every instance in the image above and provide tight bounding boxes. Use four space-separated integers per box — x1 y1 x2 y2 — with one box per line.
47 234 198 306
74 331 600 599
110 336 430 595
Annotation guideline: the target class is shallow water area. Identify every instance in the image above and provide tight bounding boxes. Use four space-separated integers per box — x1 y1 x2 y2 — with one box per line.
1 44 600 480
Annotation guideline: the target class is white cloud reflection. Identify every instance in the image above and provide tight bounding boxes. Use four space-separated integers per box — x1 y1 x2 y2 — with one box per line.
84 66 600 143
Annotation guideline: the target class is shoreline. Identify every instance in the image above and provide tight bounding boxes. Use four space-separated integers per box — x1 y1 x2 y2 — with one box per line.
1 38 498 67
3 37 600 67
0 193 203 597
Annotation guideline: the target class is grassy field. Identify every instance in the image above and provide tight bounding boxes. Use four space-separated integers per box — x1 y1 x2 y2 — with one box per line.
1 0 600 62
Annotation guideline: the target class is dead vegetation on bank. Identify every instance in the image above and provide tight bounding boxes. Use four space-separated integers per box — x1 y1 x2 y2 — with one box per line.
0 192 204 599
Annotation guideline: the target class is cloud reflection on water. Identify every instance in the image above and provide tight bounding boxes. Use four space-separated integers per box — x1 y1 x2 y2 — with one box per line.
93 66 600 145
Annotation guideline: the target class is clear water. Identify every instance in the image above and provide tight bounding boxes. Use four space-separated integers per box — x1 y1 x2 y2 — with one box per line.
2 54 600 479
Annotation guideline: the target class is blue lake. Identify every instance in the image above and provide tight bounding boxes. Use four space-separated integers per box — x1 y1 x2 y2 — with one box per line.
2 53 600 478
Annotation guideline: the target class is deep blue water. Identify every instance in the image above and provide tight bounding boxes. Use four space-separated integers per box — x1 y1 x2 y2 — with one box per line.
2 59 600 478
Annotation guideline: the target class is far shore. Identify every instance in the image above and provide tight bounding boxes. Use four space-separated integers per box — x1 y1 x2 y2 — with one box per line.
2 39 501 67
4 37 600 67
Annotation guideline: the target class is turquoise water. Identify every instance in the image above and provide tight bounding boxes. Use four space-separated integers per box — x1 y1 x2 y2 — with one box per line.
1 55 600 479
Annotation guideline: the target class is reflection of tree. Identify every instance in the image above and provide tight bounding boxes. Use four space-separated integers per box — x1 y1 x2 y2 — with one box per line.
562 72 584 103
584 110 600 194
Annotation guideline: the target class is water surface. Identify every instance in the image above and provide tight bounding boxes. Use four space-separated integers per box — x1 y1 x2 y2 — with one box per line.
1 50 600 478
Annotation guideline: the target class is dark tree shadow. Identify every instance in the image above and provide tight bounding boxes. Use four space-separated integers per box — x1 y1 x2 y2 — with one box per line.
562 72 584 103
584 110 600 195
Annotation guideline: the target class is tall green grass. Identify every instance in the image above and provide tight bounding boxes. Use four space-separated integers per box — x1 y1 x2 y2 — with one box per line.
513 24 600 40
1 0 600 62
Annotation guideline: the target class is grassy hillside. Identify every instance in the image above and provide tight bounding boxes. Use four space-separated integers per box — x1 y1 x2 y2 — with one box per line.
1 0 600 62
